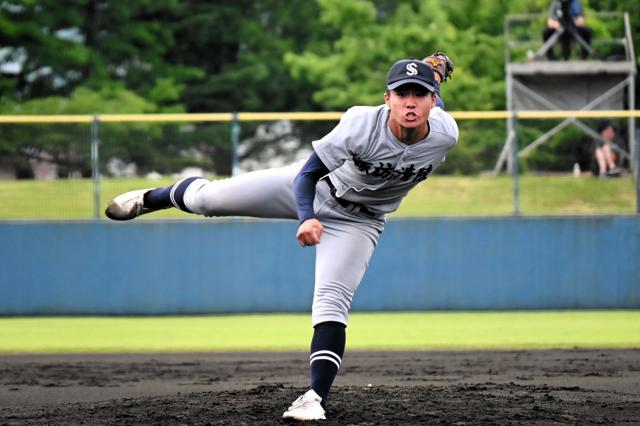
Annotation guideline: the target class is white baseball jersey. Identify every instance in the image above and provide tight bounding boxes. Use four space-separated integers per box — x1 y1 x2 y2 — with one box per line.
313 105 458 214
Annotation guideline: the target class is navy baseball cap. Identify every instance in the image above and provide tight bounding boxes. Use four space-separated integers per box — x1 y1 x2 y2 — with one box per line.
386 58 435 92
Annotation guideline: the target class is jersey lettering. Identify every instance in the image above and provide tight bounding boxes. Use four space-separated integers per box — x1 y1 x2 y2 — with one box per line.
350 153 432 183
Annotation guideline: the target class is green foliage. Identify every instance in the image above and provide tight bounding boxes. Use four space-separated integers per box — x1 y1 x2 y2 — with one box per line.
0 86 215 176
285 0 450 109
284 0 512 170
169 0 324 113
318 0 377 29
0 85 157 177
0 0 638 175
440 121 506 174
1 85 156 115
0 0 197 106
589 0 640 60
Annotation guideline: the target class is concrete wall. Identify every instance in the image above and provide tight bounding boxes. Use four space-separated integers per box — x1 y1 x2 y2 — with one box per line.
1 217 638 315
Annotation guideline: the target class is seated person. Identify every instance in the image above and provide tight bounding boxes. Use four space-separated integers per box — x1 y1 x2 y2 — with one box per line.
542 0 593 60
593 121 621 178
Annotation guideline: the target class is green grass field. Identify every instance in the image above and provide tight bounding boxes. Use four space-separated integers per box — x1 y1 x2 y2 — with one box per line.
0 175 635 219
1 311 638 353
395 175 636 216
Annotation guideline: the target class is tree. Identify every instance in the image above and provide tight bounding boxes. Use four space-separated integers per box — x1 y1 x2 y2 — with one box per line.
0 85 158 177
0 1 207 176
0 0 199 109
166 0 326 113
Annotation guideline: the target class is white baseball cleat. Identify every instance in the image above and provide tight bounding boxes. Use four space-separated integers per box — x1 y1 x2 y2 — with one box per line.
282 389 326 421
105 188 157 221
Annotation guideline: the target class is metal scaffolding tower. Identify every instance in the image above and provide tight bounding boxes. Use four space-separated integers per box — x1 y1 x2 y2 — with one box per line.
497 12 637 176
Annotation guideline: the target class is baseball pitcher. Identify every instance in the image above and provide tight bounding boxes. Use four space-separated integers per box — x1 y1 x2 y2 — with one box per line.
106 54 457 421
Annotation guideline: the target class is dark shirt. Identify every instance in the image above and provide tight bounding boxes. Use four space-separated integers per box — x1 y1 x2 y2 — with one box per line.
548 0 584 21
294 150 329 224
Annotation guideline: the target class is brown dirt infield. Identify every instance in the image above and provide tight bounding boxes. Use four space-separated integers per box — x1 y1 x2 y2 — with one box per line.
1 349 639 425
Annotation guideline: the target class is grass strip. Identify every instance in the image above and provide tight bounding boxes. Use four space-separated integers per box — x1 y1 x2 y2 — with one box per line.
0 175 635 219
0 311 638 353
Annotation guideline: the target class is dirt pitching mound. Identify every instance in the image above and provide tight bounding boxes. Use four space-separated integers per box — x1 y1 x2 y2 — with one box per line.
1 350 638 425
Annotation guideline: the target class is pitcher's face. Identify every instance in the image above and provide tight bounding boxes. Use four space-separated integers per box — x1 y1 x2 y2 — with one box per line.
385 84 435 131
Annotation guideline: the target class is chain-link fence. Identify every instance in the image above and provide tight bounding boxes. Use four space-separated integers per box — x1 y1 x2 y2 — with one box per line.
0 111 638 219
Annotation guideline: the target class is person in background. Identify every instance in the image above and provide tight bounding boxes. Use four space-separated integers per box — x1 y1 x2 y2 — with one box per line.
542 0 593 60
594 121 621 178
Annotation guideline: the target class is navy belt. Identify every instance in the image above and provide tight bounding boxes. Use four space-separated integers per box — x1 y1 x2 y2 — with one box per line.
321 176 377 217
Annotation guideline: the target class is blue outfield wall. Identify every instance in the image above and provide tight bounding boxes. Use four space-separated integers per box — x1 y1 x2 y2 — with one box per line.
1 217 638 315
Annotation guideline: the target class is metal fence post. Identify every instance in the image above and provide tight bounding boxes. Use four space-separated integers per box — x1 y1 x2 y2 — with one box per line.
91 115 100 219
629 74 638 214
231 112 240 177
512 113 520 215
636 127 639 215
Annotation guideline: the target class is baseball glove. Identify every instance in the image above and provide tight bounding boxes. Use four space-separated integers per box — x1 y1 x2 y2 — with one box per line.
423 51 454 83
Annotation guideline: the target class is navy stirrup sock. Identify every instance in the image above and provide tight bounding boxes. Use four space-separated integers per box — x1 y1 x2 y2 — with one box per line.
309 321 346 406
144 177 199 212
143 186 173 210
